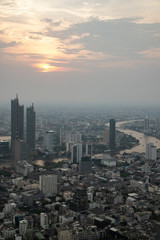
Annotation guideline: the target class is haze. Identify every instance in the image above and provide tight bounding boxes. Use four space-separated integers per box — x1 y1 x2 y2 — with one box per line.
0 0 160 106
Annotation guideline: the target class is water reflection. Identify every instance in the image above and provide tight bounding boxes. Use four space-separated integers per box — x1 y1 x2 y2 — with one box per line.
117 121 160 154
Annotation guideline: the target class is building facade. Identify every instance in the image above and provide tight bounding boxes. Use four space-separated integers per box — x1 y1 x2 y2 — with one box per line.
109 119 116 150
26 104 36 152
39 174 57 196
11 95 24 149
45 130 54 152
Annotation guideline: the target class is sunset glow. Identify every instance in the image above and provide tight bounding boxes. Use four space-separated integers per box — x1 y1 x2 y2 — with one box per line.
37 64 57 72
1 0 160 105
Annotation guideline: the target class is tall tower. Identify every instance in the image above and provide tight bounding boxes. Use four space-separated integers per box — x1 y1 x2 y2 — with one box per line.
45 130 54 152
146 143 157 161
11 95 24 149
144 116 149 134
71 143 83 164
26 104 36 152
109 119 116 150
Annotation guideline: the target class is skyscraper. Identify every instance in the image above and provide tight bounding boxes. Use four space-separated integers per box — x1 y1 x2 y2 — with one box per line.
11 95 24 149
45 130 54 152
109 119 116 150
71 143 83 164
26 104 36 151
144 116 149 134
146 143 157 161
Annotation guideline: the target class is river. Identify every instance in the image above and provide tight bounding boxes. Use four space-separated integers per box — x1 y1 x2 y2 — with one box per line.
1 120 160 168
116 121 160 154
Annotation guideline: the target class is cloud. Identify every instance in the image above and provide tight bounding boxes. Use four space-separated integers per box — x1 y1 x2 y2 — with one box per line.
39 18 160 60
44 18 52 23
139 48 160 60
0 41 18 48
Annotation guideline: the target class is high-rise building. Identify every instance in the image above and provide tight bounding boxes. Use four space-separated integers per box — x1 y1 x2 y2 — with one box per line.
26 104 36 152
146 143 157 161
11 95 24 149
71 144 78 164
40 213 49 230
79 156 92 174
109 119 116 150
103 128 109 146
0 140 9 154
85 143 92 156
70 186 88 212
144 116 149 134
19 220 28 236
12 139 29 169
45 130 54 152
39 174 57 196
71 143 82 164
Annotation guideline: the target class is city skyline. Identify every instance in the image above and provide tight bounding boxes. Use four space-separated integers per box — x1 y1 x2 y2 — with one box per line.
1 0 160 105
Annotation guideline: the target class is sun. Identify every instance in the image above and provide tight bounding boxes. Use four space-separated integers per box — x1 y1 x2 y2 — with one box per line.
38 63 57 72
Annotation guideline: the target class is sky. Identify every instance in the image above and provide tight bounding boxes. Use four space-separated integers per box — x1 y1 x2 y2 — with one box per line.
0 0 160 106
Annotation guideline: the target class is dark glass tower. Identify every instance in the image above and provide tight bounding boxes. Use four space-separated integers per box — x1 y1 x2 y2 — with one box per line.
109 119 115 150
11 95 24 149
26 104 36 151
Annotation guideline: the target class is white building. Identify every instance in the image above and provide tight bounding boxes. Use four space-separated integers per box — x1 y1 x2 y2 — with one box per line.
146 143 157 161
85 143 92 156
19 220 28 236
2 228 16 239
16 161 34 176
39 174 57 196
66 141 73 152
45 130 54 152
40 213 49 230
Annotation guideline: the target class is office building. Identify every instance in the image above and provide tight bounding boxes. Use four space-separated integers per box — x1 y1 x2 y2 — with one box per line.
11 95 24 149
70 186 88 212
40 213 49 230
71 144 78 164
45 130 54 152
19 220 28 236
109 119 116 150
58 229 72 240
103 128 110 146
79 156 92 174
12 139 29 169
0 140 9 154
66 132 82 144
144 116 149 134
26 104 36 152
39 174 57 196
73 133 82 144
146 143 157 161
16 161 34 176
83 143 92 156
71 143 82 164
